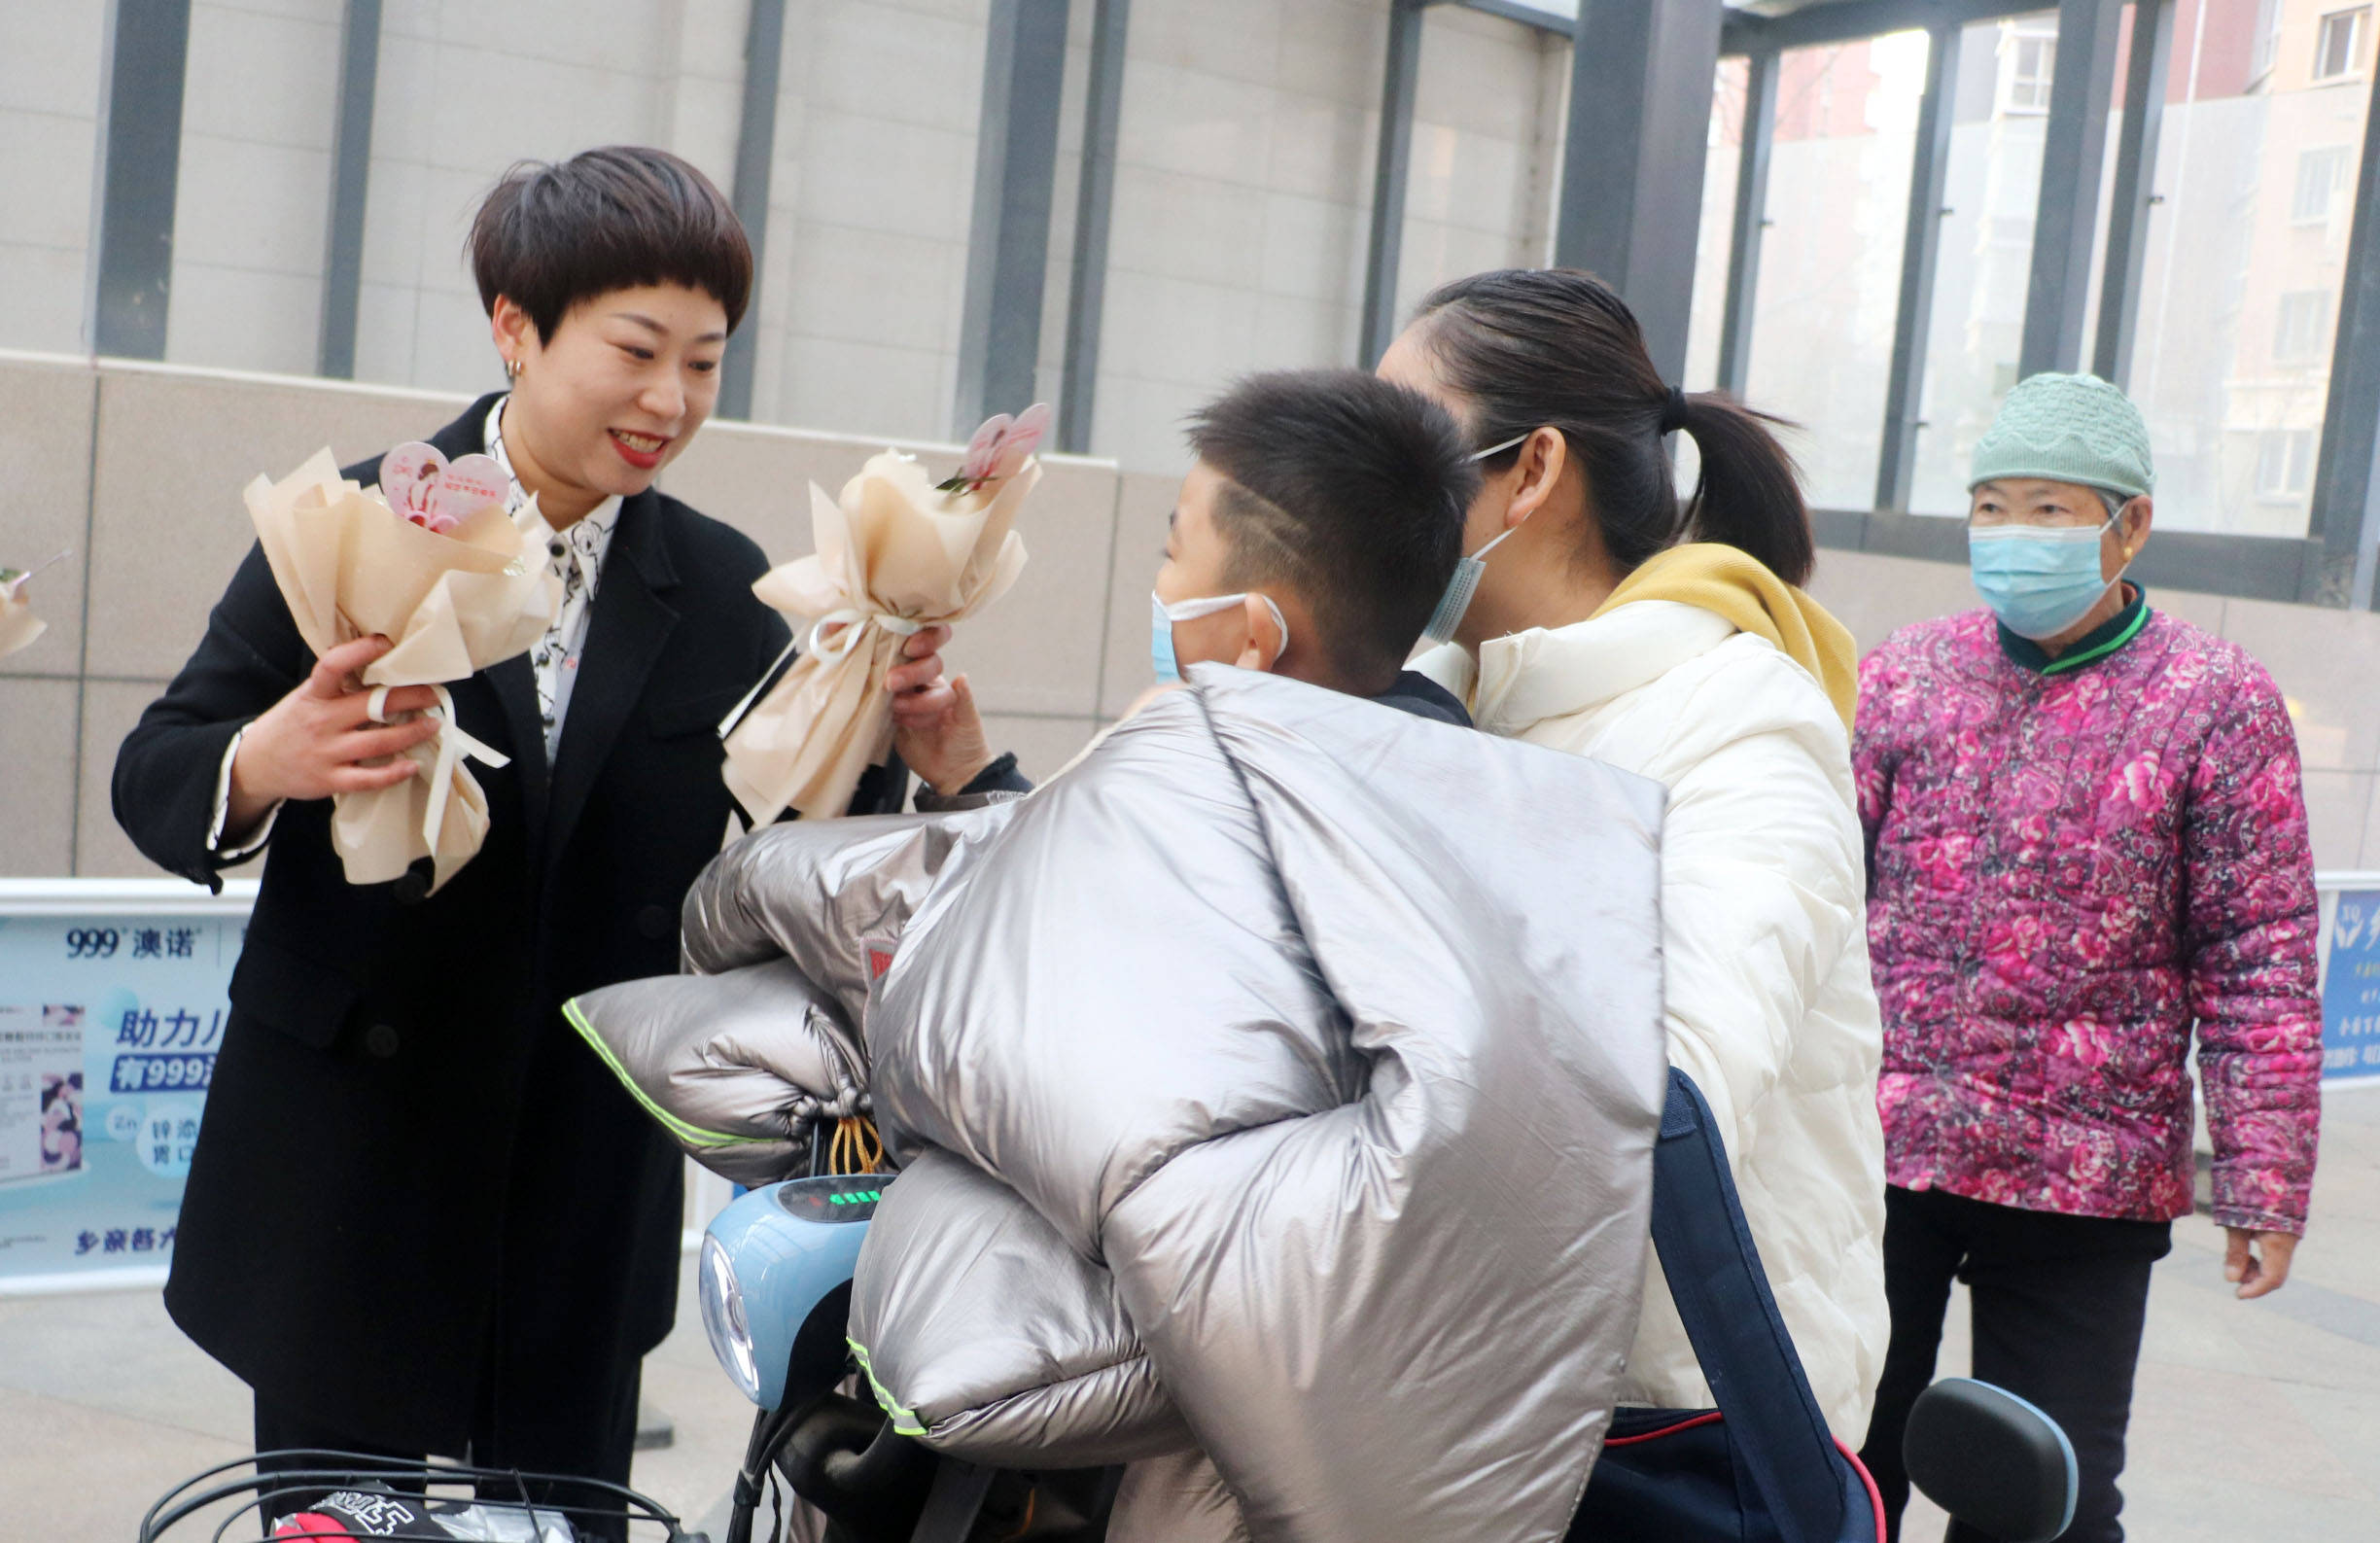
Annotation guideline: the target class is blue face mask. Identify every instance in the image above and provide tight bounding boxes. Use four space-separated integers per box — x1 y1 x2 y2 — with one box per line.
1420 433 1533 645
1151 590 1290 684
1968 519 2120 641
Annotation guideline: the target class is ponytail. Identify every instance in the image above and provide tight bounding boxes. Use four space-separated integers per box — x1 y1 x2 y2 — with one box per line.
1670 391 1813 587
1410 268 1815 588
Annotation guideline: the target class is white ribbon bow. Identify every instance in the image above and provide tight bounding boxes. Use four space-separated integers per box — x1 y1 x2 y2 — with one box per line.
715 609 927 741
368 684 513 856
807 607 926 662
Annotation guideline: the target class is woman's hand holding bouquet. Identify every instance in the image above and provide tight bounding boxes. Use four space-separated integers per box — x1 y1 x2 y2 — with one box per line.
237 443 561 894
720 405 1044 823
223 636 446 831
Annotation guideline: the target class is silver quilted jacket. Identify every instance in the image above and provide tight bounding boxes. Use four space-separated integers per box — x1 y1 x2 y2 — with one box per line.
572 666 1669 1542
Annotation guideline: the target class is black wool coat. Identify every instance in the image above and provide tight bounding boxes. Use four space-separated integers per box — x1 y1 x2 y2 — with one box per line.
112 393 905 1454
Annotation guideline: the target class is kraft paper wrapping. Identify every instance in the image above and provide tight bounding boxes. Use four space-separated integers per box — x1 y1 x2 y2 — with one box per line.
722 451 1033 824
0 595 41 657
245 449 562 894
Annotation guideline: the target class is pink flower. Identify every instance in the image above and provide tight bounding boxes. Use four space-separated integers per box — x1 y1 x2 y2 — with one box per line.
2244 761 2301 823
1909 832 1973 889
2113 753 2168 812
1983 911 2048 965
2050 1020 2112 1068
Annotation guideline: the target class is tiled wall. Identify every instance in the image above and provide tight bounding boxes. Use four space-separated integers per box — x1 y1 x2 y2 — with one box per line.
11 350 2376 882
0 2 107 356
0 349 1152 879
0 0 1564 477
1072 0 1562 473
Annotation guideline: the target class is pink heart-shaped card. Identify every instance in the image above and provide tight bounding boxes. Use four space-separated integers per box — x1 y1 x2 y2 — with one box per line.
947 402 1055 492
378 442 510 535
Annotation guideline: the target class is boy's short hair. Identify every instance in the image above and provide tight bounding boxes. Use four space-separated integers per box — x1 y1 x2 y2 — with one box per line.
1188 369 1478 686
469 146 752 340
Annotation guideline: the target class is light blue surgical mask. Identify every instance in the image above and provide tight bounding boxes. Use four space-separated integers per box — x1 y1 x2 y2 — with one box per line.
1968 518 2122 640
1151 590 1291 683
1420 433 1532 645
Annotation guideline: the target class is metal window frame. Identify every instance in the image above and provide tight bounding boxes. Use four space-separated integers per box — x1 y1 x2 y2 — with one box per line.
2091 0 2171 387
717 0 788 422
317 0 380 380
1553 0 1726 382
78 0 2380 610
2017 0 2124 377
1715 49 1778 399
1874 20 1963 510
2313 6 2369 85
1058 0 1131 453
2311 18 2380 607
1718 0 2044 55
1358 0 1430 369
952 0 1068 438
1691 0 2380 607
90 0 193 360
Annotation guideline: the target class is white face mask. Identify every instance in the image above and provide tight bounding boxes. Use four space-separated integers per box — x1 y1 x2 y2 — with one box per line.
1151 590 1291 683
1420 433 1532 645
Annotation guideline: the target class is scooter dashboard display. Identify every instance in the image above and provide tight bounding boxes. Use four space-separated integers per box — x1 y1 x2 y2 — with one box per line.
772 1176 886 1223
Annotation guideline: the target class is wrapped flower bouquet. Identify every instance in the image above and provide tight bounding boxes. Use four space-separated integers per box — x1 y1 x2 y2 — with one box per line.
719 406 1044 824
0 551 66 658
246 444 560 894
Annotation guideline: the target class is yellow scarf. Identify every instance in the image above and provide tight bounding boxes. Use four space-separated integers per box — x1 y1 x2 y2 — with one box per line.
1592 544 1858 731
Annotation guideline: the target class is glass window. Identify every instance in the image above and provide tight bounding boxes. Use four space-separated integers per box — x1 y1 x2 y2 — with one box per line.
2316 8 2368 82
1682 57 1751 395
2275 291 2330 361
2006 30 2056 114
1738 31 1930 508
2292 145 2350 222
2254 0 2285 84
2126 1 2375 536
2257 428 2317 499
1906 14 2060 514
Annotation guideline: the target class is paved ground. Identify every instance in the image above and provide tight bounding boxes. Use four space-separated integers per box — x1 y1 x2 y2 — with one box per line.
7 1090 2377 1541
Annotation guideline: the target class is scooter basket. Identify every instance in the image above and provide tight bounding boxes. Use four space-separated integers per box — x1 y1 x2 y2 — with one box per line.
137 1450 703 1543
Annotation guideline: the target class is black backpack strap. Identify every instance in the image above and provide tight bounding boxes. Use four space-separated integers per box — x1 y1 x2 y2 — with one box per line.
1648 1067 1845 1543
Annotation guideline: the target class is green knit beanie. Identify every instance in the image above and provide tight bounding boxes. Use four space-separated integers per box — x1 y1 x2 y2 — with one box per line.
1968 371 2154 500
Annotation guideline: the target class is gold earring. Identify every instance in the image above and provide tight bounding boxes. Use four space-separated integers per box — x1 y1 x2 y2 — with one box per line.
505 356 523 380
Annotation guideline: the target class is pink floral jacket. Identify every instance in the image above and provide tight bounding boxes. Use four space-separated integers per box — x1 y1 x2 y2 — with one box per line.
1854 607 2320 1233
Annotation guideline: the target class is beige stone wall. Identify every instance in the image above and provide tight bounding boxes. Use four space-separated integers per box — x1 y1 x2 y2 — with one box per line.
0 349 1150 879
9 350 2377 880
0 0 1569 474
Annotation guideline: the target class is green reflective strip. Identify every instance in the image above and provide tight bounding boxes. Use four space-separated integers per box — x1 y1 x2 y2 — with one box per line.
2042 604 2151 676
847 1337 928 1437
560 999 764 1151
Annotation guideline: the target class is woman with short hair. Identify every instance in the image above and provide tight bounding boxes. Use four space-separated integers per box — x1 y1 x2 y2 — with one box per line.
112 146 977 1524
1377 266 1889 1442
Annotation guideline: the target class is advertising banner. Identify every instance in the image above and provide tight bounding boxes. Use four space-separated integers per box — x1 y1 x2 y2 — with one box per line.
2320 886 2380 1086
0 879 255 1293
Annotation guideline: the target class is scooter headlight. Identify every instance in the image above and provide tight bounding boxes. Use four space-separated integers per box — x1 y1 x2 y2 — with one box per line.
697 1175 892 1410
699 1231 761 1403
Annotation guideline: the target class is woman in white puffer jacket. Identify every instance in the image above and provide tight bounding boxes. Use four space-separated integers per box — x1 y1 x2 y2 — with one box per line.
1379 267 1887 1440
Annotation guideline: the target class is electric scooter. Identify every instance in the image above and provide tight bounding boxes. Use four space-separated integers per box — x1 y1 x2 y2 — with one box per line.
699 1090 2082 1543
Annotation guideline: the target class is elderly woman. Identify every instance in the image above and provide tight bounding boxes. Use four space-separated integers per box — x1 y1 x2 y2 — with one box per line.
1852 372 2323 1542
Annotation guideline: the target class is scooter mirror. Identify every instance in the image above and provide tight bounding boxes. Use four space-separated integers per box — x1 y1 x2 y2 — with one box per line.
1904 1378 2079 1543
